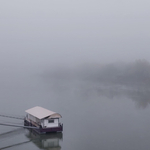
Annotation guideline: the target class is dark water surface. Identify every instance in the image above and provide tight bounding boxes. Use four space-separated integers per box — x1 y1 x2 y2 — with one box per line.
0 68 150 150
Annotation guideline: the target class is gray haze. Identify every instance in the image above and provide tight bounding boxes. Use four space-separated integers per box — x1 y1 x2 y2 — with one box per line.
1 0 150 68
1 1 150 150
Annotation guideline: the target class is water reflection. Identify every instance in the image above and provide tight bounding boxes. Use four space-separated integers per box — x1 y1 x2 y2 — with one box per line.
44 68 150 109
50 80 150 109
92 86 150 109
25 129 63 150
0 129 63 150
0 128 24 140
0 128 29 149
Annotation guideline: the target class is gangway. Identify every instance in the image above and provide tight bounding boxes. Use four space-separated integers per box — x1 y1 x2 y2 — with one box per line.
0 113 39 129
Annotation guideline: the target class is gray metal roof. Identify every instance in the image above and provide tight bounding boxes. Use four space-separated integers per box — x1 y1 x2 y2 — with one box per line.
25 106 62 119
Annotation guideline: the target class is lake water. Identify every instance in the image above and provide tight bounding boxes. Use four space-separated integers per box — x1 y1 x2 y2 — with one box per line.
0 67 150 150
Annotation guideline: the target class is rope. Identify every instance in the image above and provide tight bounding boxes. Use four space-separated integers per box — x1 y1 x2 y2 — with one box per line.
0 114 24 120
0 122 39 129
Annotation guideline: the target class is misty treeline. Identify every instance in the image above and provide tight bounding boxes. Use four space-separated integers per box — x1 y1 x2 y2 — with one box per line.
42 60 150 108
43 60 150 88
83 59 150 87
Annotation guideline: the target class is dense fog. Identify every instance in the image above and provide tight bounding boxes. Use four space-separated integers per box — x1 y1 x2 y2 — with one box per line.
43 60 150 87
41 60 150 109
1 0 150 149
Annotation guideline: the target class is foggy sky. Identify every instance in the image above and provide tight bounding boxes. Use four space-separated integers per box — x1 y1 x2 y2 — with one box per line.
0 0 150 68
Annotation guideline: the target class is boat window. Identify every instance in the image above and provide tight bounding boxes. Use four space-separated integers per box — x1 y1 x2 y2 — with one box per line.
48 119 54 123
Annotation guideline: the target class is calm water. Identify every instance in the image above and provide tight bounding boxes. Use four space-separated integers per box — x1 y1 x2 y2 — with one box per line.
0 68 150 150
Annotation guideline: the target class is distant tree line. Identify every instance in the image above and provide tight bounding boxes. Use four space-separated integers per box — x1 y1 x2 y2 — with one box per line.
43 59 150 87
80 60 150 87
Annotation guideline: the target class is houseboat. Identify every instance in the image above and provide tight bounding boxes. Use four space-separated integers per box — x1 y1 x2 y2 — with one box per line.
24 106 63 134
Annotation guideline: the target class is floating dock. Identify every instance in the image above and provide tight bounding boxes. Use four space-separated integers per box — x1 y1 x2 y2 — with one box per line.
24 106 63 134
0 106 63 134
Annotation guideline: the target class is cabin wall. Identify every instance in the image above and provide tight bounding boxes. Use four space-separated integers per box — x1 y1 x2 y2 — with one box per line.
27 114 40 125
26 113 60 128
43 119 59 128
41 119 44 127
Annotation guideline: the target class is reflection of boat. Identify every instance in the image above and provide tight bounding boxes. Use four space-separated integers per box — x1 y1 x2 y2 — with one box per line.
24 106 63 134
25 129 63 150
0 128 63 150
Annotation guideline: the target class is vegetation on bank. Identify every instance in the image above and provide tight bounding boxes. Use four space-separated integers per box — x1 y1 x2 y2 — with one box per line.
83 60 150 87
43 60 150 87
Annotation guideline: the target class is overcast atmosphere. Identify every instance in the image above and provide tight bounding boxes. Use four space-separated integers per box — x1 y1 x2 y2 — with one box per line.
1 1 150 150
1 0 150 68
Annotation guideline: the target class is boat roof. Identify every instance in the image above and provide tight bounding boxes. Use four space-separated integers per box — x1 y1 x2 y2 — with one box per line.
25 106 62 119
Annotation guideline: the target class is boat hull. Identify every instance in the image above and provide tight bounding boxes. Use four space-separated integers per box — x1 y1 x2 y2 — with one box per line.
24 119 63 134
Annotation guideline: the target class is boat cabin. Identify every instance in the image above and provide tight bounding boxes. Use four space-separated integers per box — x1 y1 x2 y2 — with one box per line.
25 106 62 129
